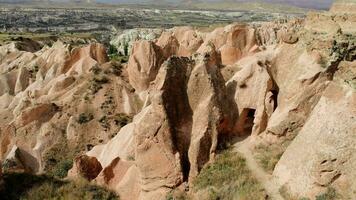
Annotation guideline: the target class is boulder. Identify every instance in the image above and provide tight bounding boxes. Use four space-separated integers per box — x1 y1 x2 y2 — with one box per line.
68 155 103 181
2 145 26 173
15 103 59 127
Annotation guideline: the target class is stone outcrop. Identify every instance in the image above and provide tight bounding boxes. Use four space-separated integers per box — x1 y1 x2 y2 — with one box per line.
0 40 142 176
0 4 355 200
68 155 103 181
127 41 165 94
71 51 234 199
274 64 356 198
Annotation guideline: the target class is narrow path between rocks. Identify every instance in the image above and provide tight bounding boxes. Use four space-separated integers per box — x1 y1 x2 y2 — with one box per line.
233 137 284 200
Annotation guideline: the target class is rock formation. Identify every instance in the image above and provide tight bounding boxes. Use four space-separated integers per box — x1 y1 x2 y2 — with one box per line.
0 3 355 200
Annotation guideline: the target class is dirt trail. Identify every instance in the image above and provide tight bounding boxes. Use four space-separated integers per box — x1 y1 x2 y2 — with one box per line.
234 137 284 200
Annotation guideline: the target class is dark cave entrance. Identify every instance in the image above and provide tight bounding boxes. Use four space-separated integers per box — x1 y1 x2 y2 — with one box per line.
237 108 256 136
271 89 279 111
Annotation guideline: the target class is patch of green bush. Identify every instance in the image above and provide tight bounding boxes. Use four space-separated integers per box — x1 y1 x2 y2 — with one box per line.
43 135 75 179
166 190 189 200
108 45 129 63
254 132 297 174
52 159 73 179
254 143 284 173
78 112 94 124
316 187 338 200
193 150 266 200
89 75 110 94
114 113 133 127
0 173 118 200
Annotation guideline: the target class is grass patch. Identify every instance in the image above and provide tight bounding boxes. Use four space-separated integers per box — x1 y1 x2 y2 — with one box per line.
254 143 285 173
108 45 129 63
254 131 297 173
166 190 189 200
279 185 340 200
77 112 94 124
316 187 339 200
0 173 118 200
193 150 266 200
43 132 76 179
114 113 133 127
89 75 110 94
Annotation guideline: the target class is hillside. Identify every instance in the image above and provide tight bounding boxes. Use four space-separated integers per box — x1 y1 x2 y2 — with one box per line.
0 1 355 200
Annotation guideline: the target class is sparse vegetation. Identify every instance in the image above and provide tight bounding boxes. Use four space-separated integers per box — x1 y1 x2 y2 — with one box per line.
108 45 129 63
43 133 76 178
105 61 123 76
254 143 285 173
316 187 338 200
279 185 339 200
254 131 297 173
279 185 300 200
99 115 110 130
78 112 94 124
114 113 133 127
166 189 189 200
0 173 118 200
89 75 110 94
193 150 266 200
52 159 73 179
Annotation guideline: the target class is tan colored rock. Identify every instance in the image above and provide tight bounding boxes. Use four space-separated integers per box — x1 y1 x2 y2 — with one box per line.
61 43 108 75
274 80 356 199
156 31 179 59
187 49 234 180
172 26 203 57
127 41 164 93
281 31 299 44
0 93 14 109
15 103 59 127
226 51 274 136
69 155 103 181
2 145 26 173
305 13 342 35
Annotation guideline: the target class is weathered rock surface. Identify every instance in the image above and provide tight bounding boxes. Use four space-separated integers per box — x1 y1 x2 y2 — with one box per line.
127 41 164 94
274 67 356 198
0 4 355 200
0 40 141 175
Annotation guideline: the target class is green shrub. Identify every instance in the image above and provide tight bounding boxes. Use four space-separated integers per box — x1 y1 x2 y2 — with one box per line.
193 150 266 200
52 159 73 179
0 173 118 200
43 134 76 179
316 187 338 200
166 190 189 200
108 45 129 63
89 75 110 94
114 113 133 127
254 143 284 173
254 133 297 174
78 113 94 124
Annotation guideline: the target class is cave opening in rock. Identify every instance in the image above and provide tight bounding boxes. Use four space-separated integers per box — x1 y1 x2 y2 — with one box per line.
271 89 279 111
237 108 256 136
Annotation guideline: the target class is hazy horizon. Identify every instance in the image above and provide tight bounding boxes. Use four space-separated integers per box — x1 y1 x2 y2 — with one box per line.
0 0 335 10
